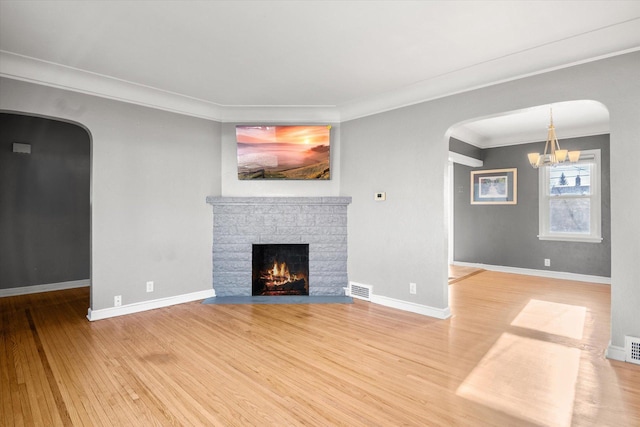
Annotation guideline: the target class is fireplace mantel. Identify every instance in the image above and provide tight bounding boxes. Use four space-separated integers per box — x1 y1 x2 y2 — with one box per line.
206 196 351 297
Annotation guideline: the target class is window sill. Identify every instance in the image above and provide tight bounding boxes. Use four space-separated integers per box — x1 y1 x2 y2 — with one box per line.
538 234 603 243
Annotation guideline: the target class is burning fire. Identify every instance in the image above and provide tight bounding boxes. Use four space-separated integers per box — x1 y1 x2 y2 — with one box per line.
271 261 288 279
255 257 308 296
268 260 298 284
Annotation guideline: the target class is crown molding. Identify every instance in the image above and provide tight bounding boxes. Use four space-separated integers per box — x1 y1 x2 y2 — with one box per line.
338 20 640 122
0 51 226 120
2 16 639 125
478 125 612 148
449 126 487 148
0 51 340 123
219 105 340 123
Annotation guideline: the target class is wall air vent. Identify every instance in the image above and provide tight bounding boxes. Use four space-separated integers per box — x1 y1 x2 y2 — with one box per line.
13 143 31 154
348 282 372 301
625 336 640 365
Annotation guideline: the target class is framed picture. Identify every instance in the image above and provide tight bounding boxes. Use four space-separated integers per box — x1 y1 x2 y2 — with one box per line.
236 125 331 180
471 168 517 205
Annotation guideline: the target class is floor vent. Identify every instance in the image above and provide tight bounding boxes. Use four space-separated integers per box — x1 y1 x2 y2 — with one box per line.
348 282 372 301
625 336 640 365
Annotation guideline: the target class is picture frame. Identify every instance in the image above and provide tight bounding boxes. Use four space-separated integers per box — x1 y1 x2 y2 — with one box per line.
470 168 517 205
236 125 331 180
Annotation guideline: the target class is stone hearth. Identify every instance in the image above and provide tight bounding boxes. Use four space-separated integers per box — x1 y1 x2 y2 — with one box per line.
206 197 351 297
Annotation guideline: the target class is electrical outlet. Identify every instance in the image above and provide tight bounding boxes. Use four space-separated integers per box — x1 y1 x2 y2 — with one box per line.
146 281 154 292
114 295 122 307
374 192 386 201
409 282 417 294
544 258 551 267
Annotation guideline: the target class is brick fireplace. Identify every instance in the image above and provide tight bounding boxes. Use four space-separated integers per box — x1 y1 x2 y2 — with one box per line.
252 243 309 296
206 197 351 297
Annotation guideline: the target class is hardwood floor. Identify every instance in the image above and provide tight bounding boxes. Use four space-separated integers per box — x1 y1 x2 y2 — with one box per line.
2 271 639 426
448 264 484 284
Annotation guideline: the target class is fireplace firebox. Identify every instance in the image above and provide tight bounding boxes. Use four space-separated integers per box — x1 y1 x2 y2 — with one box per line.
252 244 309 296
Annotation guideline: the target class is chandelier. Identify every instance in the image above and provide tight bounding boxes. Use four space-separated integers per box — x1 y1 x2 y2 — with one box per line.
527 109 580 168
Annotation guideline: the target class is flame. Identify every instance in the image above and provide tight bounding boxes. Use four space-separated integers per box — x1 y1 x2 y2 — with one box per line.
258 258 307 295
270 261 292 282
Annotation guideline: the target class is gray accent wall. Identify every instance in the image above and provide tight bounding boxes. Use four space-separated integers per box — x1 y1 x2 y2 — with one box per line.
0 113 90 288
453 134 610 277
449 137 483 160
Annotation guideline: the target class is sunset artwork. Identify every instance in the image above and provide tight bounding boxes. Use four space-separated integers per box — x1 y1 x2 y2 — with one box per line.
236 125 331 180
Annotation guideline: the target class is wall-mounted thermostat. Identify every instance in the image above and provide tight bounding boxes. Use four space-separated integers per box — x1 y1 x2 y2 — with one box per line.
374 192 386 201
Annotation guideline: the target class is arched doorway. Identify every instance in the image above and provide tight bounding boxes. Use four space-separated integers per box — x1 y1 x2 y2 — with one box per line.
446 100 610 281
0 112 91 300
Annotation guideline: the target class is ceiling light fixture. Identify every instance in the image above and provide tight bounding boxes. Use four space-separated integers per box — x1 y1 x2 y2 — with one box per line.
527 109 580 168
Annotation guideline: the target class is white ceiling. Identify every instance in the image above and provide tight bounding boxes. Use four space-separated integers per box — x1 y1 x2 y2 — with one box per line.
1 1 639 143
449 100 611 148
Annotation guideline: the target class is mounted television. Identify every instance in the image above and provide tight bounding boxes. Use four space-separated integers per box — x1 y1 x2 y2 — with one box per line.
236 125 331 180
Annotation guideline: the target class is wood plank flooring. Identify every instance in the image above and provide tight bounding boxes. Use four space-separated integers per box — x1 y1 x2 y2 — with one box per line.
448 264 484 284
2 271 639 426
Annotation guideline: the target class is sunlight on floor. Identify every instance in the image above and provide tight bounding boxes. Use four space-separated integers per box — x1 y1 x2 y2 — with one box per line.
511 299 587 340
457 333 581 427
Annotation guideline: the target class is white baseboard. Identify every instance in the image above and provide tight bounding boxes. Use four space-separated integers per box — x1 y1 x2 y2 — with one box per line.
0 279 90 297
452 261 611 285
87 289 216 321
370 294 451 319
605 343 626 362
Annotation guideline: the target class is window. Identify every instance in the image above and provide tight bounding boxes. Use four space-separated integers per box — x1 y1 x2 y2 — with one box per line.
538 149 602 242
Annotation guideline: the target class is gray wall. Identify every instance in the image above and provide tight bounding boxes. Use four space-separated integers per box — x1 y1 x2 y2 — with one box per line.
450 137 483 160
453 134 610 277
342 105 449 308
0 78 222 310
0 113 90 288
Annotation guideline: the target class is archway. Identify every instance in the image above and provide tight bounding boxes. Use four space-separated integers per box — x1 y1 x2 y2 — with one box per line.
0 112 92 305
445 100 610 281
